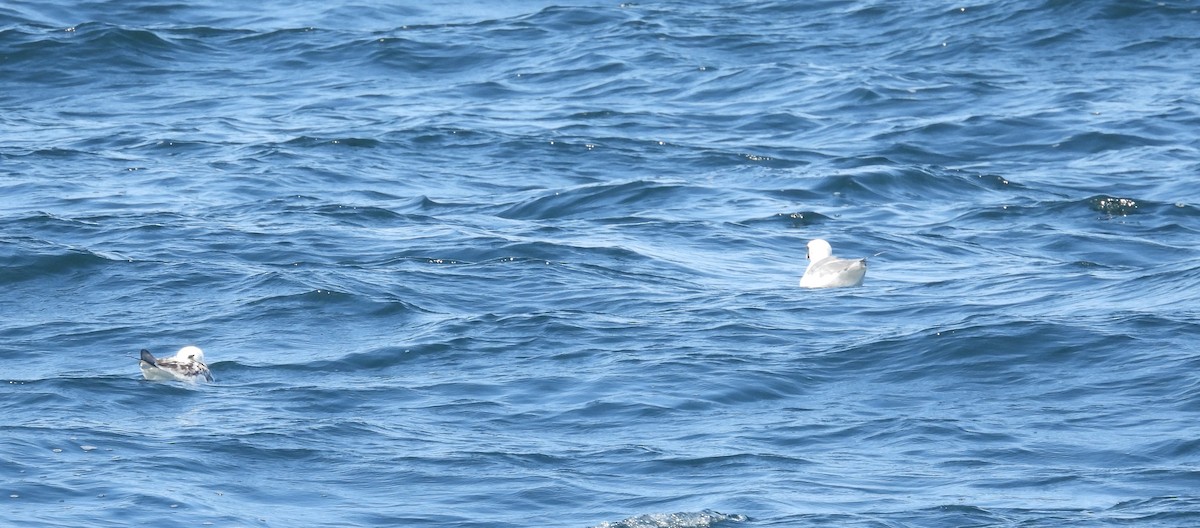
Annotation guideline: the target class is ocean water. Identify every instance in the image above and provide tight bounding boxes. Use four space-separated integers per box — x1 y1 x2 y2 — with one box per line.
3 0 1199 526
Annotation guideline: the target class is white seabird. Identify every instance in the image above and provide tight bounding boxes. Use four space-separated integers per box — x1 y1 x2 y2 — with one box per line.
799 238 867 288
139 346 214 383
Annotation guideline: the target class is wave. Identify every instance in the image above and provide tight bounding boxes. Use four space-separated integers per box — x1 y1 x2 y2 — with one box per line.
0 234 135 285
591 510 748 528
499 180 732 221
809 165 1022 203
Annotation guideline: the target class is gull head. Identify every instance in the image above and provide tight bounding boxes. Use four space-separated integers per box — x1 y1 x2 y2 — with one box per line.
175 345 206 363
806 239 833 261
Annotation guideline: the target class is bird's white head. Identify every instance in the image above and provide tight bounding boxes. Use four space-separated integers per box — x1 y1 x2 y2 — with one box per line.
176 345 205 363
806 239 833 261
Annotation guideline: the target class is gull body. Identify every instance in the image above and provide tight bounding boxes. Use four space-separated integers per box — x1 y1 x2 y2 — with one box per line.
799 239 867 289
139 346 213 383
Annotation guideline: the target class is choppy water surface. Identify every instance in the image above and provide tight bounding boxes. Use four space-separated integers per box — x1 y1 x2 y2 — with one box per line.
3 1 1199 526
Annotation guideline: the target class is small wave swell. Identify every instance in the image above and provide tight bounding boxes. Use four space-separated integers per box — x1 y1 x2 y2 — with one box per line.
592 510 748 528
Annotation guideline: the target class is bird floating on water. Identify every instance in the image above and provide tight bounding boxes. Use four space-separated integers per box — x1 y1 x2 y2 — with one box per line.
799 238 867 289
139 346 213 383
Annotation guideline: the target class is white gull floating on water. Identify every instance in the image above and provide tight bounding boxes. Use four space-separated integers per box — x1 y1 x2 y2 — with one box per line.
799 238 867 289
139 346 213 383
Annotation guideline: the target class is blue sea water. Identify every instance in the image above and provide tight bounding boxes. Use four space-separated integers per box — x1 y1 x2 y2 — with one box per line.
3 0 1200 526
